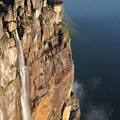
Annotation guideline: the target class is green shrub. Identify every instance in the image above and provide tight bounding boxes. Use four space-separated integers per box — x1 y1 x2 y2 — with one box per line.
7 80 14 87
52 55 56 59
44 38 49 45
39 42 41 48
2 33 9 44
18 7 22 13
3 27 7 32
21 21 27 27
42 47 52 56
48 5 52 10
47 6 52 13
49 33 55 41
46 47 52 55
47 9 52 13
59 23 68 36
27 15 35 25
7 5 12 10
48 55 56 61
10 65 15 69
67 34 71 42
1 86 6 96
45 19 50 25
61 22 66 27
1 80 14 96
21 15 35 26
42 51 46 56
0 48 4 59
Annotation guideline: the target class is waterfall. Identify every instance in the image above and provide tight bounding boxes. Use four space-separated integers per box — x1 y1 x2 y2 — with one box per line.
14 30 30 120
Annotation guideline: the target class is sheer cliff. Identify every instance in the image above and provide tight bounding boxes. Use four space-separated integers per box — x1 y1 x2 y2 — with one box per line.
0 0 80 120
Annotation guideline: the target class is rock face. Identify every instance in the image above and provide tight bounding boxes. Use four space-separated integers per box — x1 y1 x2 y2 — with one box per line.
0 0 80 120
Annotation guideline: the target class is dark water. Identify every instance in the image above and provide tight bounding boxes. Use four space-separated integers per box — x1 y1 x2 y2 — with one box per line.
63 0 120 120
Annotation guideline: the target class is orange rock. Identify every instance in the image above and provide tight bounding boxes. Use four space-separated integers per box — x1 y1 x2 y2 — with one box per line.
35 95 53 120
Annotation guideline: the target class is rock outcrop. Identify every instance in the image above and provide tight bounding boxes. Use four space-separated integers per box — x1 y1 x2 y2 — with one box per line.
0 0 80 120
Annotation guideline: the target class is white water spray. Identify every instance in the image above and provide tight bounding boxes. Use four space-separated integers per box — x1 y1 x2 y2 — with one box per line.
14 30 30 120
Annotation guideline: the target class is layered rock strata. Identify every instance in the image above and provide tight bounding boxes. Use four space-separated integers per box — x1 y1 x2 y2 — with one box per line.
0 0 80 120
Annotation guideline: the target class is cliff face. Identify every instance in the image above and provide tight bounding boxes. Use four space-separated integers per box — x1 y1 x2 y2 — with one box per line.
0 0 80 120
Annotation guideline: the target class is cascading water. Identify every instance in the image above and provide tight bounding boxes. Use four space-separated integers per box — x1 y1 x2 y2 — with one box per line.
14 30 30 120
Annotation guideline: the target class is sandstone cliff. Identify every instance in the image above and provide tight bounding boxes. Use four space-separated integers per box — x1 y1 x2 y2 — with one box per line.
0 0 80 120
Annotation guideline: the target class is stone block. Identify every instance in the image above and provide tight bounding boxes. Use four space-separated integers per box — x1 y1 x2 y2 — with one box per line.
8 22 17 32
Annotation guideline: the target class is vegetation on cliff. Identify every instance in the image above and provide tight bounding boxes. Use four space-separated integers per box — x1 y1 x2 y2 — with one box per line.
1 80 14 96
